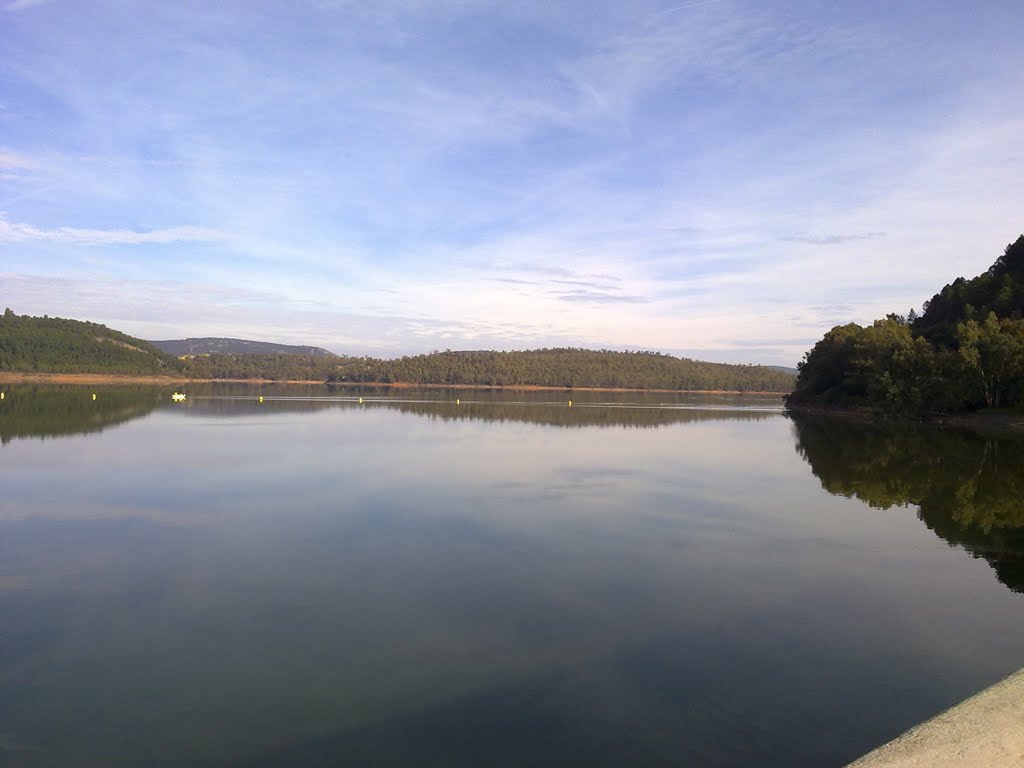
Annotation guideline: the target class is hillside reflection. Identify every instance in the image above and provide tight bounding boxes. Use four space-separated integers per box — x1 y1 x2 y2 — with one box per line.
182 399 779 428
0 385 163 445
789 414 1024 594
0 384 783 441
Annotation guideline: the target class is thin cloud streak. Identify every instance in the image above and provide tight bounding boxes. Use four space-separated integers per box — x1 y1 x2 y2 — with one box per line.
783 232 887 246
0 216 230 245
3 0 54 11
555 291 650 305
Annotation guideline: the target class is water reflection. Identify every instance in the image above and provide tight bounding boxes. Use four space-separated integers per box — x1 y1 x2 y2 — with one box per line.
789 413 1024 594
1 383 783 440
0 385 163 445
2 391 1023 767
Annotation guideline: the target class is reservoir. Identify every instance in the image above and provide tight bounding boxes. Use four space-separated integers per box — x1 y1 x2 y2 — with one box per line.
1 384 1022 767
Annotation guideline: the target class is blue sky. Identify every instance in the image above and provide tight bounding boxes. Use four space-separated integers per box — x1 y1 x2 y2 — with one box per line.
2 0 1022 365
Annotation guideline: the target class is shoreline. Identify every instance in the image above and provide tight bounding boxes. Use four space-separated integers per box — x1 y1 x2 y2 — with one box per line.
846 666 1024 768
784 402 1024 432
0 371 788 396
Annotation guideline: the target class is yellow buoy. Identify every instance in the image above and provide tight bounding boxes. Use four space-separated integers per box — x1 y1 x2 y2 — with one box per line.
456 398 460 405
0 392 5 400
359 397 363 404
92 393 97 401
568 399 572 407
259 396 264 403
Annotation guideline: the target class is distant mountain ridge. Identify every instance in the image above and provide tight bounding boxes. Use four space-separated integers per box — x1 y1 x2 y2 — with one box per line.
150 337 337 357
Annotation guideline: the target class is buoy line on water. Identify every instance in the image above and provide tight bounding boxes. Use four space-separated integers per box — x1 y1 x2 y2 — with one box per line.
173 394 784 413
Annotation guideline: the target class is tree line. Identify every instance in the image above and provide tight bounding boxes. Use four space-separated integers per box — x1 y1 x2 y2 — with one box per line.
180 347 794 391
180 353 339 381
1 309 795 392
787 235 1024 414
325 348 795 392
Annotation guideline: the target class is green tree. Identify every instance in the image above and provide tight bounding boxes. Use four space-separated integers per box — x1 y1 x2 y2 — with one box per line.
957 313 1024 408
790 234 1024 416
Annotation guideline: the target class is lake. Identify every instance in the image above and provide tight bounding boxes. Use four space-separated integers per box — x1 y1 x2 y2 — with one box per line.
2 384 1023 767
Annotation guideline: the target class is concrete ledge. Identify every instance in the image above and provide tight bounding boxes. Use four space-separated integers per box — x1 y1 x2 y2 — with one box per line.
846 667 1024 767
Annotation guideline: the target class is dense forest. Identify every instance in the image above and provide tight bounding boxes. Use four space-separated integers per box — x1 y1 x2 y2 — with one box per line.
181 352 339 381
325 349 795 392
179 347 794 391
0 309 181 375
787 235 1024 414
1 310 795 391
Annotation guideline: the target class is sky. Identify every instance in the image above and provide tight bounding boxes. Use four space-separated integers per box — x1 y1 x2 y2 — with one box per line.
2 0 1022 365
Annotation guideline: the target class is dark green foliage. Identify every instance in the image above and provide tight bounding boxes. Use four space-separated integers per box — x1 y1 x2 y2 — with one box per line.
0 310 182 375
788 235 1024 414
325 348 795 392
184 348 796 391
913 235 1024 346
956 313 1024 408
180 353 341 381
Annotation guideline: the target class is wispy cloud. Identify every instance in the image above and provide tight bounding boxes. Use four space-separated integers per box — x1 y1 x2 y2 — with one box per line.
0 215 229 245
783 232 887 246
555 290 650 305
2 1 1022 365
484 277 540 286
3 0 54 11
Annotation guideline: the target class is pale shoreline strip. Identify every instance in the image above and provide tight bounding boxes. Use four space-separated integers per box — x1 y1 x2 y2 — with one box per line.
845 667 1024 767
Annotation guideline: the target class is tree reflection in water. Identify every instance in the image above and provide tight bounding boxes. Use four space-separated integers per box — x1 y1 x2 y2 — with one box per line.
789 413 1024 594
0 385 164 445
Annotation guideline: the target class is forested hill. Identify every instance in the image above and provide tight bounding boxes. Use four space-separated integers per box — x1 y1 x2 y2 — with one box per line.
324 349 795 392
912 235 1024 346
0 309 182 375
1 310 795 391
151 337 336 357
787 235 1024 414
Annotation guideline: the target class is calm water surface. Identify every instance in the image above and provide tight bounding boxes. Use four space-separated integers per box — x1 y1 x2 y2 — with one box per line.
2 384 1023 767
